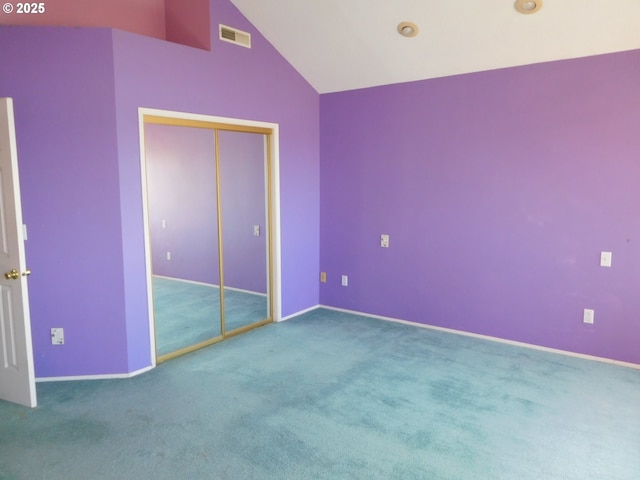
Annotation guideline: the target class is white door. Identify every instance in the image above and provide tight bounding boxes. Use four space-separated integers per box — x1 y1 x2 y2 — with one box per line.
0 98 36 408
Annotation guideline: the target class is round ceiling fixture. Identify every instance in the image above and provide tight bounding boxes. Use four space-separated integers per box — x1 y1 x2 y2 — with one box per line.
397 22 419 38
515 0 543 14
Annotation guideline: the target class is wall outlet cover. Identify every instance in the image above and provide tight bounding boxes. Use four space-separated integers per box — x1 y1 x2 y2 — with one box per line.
51 328 65 345
583 308 595 325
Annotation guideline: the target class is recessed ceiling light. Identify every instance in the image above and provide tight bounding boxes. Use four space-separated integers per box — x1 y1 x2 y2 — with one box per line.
397 22 419 38
515 0 542 14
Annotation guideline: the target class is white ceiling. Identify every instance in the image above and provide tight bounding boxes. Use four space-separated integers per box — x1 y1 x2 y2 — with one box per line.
229 0 640 94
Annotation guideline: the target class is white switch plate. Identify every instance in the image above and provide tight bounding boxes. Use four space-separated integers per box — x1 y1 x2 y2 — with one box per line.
166 251 171 261
380 234 389 248
600 251 612 267
162 219 167 229
341 275 348 286
254 225 260 236
51 328 64 345
583 308 595 325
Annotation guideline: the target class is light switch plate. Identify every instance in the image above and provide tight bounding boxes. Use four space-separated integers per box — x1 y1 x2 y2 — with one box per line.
583 308 595 325
51 328 64 345
600 251 612 267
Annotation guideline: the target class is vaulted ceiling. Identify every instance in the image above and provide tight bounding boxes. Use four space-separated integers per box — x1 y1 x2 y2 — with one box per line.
230 0 640 93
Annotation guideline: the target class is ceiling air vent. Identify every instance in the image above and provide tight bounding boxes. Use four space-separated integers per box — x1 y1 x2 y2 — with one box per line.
219 24 251 48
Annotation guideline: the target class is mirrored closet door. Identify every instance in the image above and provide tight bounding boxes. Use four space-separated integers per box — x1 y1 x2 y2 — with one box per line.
143 117 273 361
218 130 270 333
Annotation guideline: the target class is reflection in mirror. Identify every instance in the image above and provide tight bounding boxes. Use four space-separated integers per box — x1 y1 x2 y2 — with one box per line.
218 130 269 332
144 123 222 357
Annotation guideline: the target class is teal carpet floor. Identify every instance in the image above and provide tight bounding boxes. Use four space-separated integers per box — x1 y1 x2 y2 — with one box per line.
153 276 268 356
1 308 639 479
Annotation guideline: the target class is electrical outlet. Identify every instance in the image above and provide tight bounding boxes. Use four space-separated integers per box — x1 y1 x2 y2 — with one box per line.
380 234 390 248
254 225 260 236
320 272 327 283
51 328 64 345
166 251 171 261
341 275 348 286
600 251 612 267
583 308 595 325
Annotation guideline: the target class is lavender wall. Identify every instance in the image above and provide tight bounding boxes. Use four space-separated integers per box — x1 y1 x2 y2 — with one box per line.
114 0 319 375
0 27 129 376
320 50 640 365
219 130 268 294
9 1 632 379
145 124 220 284
145 125 268 294
0 0 319 377
114 0 320 371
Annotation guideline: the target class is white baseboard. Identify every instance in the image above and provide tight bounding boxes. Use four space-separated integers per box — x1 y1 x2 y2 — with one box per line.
38 304 638 383
225 286 267 297
320 305 640 370
153 275 266 296
36 365 154 383
153 274 219 288
280 304 320 322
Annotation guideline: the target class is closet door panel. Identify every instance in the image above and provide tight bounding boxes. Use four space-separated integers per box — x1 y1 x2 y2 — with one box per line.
218 130 268 332
145 124 222 356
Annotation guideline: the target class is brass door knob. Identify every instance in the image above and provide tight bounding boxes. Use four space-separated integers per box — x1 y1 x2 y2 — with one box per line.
5 269 19 280
4 268 30 280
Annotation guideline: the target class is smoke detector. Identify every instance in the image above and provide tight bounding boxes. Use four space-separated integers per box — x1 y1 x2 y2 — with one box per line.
397 22 419 38
515 0 543 14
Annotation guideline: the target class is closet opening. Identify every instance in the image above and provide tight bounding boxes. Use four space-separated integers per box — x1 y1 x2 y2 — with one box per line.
138 109 281 364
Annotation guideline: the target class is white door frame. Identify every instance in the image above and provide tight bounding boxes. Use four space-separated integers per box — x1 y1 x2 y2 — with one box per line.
137 107 282 367
0 98 36 407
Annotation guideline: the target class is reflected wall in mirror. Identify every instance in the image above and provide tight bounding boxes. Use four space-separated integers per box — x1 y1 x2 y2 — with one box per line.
144 123 222 357
143 117 274 361
219 130 269 332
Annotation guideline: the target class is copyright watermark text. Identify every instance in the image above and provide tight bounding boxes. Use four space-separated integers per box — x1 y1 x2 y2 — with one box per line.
3 3 46 14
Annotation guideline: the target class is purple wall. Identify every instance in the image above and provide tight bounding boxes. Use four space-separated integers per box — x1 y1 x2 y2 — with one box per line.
145 125 267 293
145 124 220 284
320 50 640 364
0 27 129 376
219 130 268 294
113 1 320 374
0 0 320 377
5 2 634 379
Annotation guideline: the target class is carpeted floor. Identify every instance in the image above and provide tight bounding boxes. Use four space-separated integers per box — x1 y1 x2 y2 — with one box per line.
153 276 268 356
1 308 639 479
